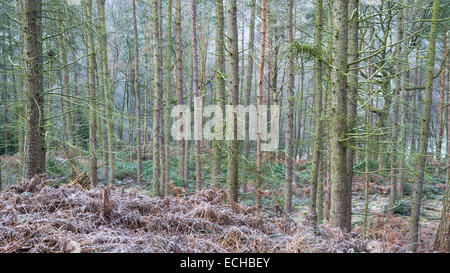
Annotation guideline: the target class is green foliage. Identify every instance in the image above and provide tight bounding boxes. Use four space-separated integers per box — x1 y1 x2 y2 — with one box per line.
354 160 378 172
74 111 90 150
393 199 412 216
142 161 154 182
291 41 329 65
115 160 153 182
423 184 439 199
296 162 312 185
424 166 445 186
46 158 70 179
115 161 137 181
402 182 413 196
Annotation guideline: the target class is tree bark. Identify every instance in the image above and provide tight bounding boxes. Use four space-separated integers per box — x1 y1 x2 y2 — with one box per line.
97 0 115 185
329 0 349 231
309 0 323 219
225 0 239 202
175 0 185 183
152 0 163 197
132 0 142 185
2 25 8 155
344 0 358 229
409 0 440 252
212 0 226 186
21 0 46 179
164 0 173 196
284 0 295 214
242 0 255 192
434 30 449 252
83 0 98 187
437 30 447 163
256 0 266 211
190 0 202 191
388 3 404 214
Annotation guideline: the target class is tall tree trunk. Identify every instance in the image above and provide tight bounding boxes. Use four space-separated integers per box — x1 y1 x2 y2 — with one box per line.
408 0 440 252
97 0 115 185
212 0 226 186
434 158 450 252
296 56 305 160
72 50 79 146
265 2 272 162
20 0 46 179
388 3 405 213
191 0 202 191
8 18 18 154
225 0 239 202
309 0 323 219
185 56 193 187
398 8 408 199
152 0 163 197
434 31 449 251
437 30 447 163
2 26 8 155
175 0 185 184
284 0 295 214
83 0 98 187
323 8 333 222
256 0 267 211
344 0 358 229
164 0 173 196
329 0 349 231
56 0 72 147
132 0 142 185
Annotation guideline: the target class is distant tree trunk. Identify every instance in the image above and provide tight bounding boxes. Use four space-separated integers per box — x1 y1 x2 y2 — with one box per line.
164 0 173 196
437 30 447 163
97 0 114 185
296 56 305 159
225 0 239 202
256 0 267 211
152 0 163 197
94 30 107 179
191 0 202 191
329 0 349 231
132 0 142 185
309 0 323 219
185 59 193 187
17 19 25 157
344 0 358 229
175 0 185 183
409 0 440 252
323 8 333 222
72 50 79 145
127 65 133 149
363 81 371 239
212 0 226 186
2 26 8 155
284 0 295 214
397 8 408 199
8 18 18 155
388 3 404 214
434 162 450 252
265 3 272 162
83 0 98 187
410 50 421 155
434 34 449 251
56 0 72 147
20 0 46 179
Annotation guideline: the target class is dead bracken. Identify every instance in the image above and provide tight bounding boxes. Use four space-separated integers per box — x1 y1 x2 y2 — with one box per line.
0 174 435 253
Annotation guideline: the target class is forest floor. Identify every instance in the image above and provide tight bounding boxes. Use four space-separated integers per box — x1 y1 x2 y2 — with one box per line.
0 170 443 253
